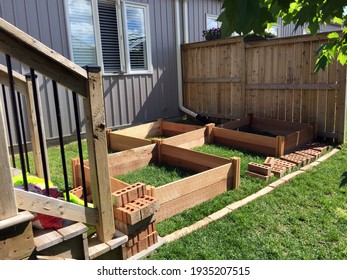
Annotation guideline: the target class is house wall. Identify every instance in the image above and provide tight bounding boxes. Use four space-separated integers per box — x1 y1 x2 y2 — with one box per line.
0 0 222 146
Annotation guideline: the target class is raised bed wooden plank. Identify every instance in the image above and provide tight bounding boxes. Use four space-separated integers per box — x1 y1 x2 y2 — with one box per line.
72 162 129 192
162 127 206 149
113 121 161 138
109 134 151 152
161 121 203 136
218 117 250 129
160 144 232 172
156 178 229 222
105 145 158 177
156 163 233 205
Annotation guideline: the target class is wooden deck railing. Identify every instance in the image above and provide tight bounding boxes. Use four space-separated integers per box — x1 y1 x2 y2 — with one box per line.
0 18 115 242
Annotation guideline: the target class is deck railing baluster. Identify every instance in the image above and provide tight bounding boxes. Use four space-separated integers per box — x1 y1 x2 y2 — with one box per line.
1 84 16 168
17 91 30 174
52 80 70 201
5 55 28 191
72 91 88 207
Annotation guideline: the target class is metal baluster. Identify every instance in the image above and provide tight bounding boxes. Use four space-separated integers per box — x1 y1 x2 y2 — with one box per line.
72 92 88 207
1 84 16 168
52 81 70 201
6 55 28 191
17 92 30 173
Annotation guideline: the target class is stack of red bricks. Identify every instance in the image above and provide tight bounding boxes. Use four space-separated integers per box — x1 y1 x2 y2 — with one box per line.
111 182 160 259
247 143 329 180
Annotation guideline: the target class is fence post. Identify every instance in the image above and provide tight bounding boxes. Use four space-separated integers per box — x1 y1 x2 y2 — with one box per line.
25 74 50 179
0 94 17 220
83 65 115 242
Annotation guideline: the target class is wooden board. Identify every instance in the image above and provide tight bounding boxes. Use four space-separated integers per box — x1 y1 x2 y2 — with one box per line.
109 134 151 151
160 144 232 172
156 179 229 222
156 163 233 205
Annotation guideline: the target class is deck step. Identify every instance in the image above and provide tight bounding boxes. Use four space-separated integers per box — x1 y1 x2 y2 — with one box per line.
33 221 89 259
88 230 128 259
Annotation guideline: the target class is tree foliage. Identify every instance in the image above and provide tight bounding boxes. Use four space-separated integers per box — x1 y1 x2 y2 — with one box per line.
218 0 347 72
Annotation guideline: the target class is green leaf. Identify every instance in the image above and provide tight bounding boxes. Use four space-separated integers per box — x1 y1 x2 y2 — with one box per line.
314 55 328 73
337 52 347 65
328 32 339 39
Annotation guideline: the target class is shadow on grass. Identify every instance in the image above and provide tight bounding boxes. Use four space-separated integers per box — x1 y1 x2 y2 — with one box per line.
340 171 347 188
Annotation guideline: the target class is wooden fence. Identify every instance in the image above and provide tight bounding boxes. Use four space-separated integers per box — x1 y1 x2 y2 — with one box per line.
182 33 347 143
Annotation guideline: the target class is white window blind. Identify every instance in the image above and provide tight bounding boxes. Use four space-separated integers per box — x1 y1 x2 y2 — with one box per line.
98 0 122 73
67 0 97 66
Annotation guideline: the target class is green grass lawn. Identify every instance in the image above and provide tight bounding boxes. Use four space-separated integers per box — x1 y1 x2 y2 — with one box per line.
14 137 347 259
116 163 196 187
147 145 347 260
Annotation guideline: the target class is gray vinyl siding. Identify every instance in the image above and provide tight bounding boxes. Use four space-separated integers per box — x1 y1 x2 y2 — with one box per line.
0 0 77 145
277 18 342 37
187 0 223 43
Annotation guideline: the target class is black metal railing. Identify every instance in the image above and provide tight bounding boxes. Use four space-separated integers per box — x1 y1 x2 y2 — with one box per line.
2 56 90 207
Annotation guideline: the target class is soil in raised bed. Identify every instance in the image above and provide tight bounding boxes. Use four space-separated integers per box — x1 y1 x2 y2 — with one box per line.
115 163 196 187
234 125 277 137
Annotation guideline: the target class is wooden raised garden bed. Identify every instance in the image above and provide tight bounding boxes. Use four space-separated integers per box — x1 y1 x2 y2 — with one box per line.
107 117 315 158
216 116 316 157
71 143 240 222
107 119 212 151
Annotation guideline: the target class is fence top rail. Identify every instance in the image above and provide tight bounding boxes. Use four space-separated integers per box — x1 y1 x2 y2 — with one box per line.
0 64 27 95
0 18 88 97
182 31 340 50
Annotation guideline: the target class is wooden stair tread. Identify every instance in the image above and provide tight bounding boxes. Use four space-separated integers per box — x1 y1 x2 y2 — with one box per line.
88 230 128 259
34 230 63 252
33 221 88 252
0 211 34 230
57 222 88 241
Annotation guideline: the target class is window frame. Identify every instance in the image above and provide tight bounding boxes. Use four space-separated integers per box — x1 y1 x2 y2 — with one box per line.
65 0 152 76
205 13 221 30
122 1 152 74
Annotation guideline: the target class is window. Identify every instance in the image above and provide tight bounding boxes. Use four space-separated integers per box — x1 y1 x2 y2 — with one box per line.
206 14 221 30
67 0 98 66
124 3 150 72
67 0 152 74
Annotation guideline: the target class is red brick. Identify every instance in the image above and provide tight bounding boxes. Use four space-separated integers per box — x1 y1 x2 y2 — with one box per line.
297 148 321 159
147 232 158 247
137 237 149 252
112 183 147 207
129 196 160 220
280 154 305 166
248 162 272 176
264 157 275 167
246 170 274 180
273 159 296 171
69 186 84 199
272 167 286 177
114 204 142 225
295 151 316 162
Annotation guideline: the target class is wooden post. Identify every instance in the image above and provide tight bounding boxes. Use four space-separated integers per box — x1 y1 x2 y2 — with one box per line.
336 65 347 143
25 74 50 179
231 157 241 189
205 123 215 144
83 65 115 242
276 136 285 157
0 94 17 220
